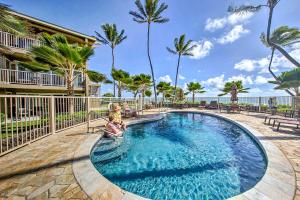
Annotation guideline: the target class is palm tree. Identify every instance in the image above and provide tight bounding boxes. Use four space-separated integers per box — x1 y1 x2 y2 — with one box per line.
145 90 152 97
167 34 196 101
111 68 130 97
127 77 140 98
261 26 300 96
218 81 249 96
103 92 114 97
229 0 300 68
20 33 97 96
86 70 112 96
157 81 171 103
133 73 152 98
0 3 26 35
186 82 205 103
129 0 169 104
269 68 300 96
95 23 127 97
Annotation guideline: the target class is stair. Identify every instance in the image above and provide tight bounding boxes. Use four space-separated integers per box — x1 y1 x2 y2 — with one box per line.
92 138 130 165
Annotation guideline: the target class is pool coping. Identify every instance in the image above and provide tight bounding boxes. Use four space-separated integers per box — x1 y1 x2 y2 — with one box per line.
72 111 296 200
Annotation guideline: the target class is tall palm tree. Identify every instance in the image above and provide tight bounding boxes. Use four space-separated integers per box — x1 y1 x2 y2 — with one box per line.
218 81 249 97
111 68 130 97
20 33 97 96
0 3 26 35
229 0 300 68
269 68 300 96
157 81 171 103
129 0 169 104
186 82 205 103
95 23 127 97
261 26 300 96
167 34 196 101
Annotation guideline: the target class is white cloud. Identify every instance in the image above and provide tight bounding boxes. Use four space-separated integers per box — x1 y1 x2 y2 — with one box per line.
235 49 298 74
254 76 273 85
178 74 185 80
205 12 253 32
205 18 227 32
227 74 253 85
183 82 188 91
227 13 253 25
234 59 256 72
189 40 213 59
159 75 172 83
197 70 202 73
201 74 225 89
217 25 250 44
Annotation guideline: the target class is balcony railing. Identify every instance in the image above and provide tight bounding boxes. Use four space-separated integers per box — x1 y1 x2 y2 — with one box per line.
0 69 83 88
0 30 41 51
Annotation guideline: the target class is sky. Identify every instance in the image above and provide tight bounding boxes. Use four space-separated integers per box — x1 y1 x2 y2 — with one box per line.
3 0 300 97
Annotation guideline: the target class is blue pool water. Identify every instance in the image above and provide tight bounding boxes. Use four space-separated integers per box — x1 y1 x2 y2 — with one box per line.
91 112 267 200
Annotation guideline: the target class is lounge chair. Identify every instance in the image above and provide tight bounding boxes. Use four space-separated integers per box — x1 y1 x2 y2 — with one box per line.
264 110 295 125
273 118 300 131
122 102 138 118
198 101 206 109
207 101 218 109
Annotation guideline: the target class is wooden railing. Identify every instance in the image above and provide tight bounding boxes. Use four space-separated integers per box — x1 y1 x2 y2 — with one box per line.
0 30 41 50
0 69 83 87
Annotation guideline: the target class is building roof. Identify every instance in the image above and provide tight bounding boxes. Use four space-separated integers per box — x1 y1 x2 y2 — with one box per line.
10 11 96 42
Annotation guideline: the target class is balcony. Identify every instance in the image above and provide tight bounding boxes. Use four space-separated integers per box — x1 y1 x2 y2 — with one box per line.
0 69 84 88
0 30 41 51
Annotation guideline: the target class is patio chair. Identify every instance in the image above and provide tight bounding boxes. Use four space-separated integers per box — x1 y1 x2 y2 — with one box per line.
273 118 300 131
198 101 206 109
264 110 295 125
207 101 218 109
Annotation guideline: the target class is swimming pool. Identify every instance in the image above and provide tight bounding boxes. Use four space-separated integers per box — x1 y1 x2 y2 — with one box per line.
91 112 267 200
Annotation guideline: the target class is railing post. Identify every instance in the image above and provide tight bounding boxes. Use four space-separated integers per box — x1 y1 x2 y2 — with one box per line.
86 97 91 132
258 96 262 112
49 96 56 134
138 95 143 113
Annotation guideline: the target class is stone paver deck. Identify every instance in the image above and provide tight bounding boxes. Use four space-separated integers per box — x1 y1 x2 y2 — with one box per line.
0 109 300 199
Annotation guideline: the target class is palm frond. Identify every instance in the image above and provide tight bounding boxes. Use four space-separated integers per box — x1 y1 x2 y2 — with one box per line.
153 17 169 23
153 2 168 20
95 31 109 45
228 4 263 14
135 0 147 18
129 11 147 22
18 61 51 72
0 3 27 35
166 47 177 55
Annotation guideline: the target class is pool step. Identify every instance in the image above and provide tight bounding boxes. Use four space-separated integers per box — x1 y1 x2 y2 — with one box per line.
93 145 119 156
92 140 130 165
94 138 115 147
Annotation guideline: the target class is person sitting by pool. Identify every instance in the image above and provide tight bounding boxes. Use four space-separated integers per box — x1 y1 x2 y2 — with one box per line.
105 116 123 138
111 103 127 130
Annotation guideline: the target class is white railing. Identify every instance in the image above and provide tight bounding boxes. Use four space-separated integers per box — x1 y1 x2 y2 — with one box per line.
0 69 84 87
0 30 41 50
0 95 299 156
